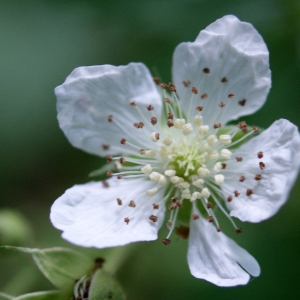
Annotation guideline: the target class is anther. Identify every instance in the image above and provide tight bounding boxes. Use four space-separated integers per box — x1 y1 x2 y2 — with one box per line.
176 200 183 207
236 228 242 234
203 67 210 73
120 138 126 145
150 171 161 182
102 180 109 188
147 104 154 111
117 175 123 179
162 238 171 245
254 174 262 180
234 190 240 197
192 213 199 220
246 189 253 196
239 99 246 106
168 203 176 210
160 83 168 89
140 149 145 154
201 188 210 198
191 87 198 94
167 112 174 119
259 162 266 169
227 195 233 202
235 156 243 162
258 151 263 159
146 188 157 196
220 149 232 159
253 126 259 132
228 93 235 98
167 120 174 127
151 132 160 142
221 163 227 169
196 106 203 111
149 215 158 222
129 200 136 207
106 156 113 162
216 227 222 232
208 216 214 222
198 125 209 135
151 117 157 125
214 123 221 129
182 123 193 135
130 101 136 106
117 198 122 205
201 93 208 99
206 202 213 209
169 84 177 93
153 77 161 85
119 157 125 164
108 115 113 122
102 144 110 150
176 225 189 239
153 204 159 209
136 122 144 128
219 102 225 108
219 134 231 145
164 97 171 103
106 170 113 177
239 175 246 182
221 77 228 83
238 121 247 129
183 80 190 87
171 196 178 203
124 217 130 225
162 136 173 146
214 174 224 185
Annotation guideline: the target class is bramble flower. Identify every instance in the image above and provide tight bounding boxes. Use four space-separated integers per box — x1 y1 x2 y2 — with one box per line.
51 15 300 286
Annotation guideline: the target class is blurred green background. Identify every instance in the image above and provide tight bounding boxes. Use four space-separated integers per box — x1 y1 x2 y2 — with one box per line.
1 0 300 299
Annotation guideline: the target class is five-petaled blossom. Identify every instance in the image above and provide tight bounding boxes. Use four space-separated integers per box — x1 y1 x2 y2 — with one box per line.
51 15 300 286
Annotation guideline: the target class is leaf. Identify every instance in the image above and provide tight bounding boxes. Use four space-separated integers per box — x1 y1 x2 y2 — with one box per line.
14 291 63 300
89 269 126 300
2 247 94 291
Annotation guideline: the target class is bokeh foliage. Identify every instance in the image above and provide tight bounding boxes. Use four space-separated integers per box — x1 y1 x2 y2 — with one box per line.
1 0 300 299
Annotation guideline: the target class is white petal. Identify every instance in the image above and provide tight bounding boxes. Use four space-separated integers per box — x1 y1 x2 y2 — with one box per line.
172 15 271 127
224 119 300 222
56 63 162 156
50 178 166 248
187 207 260 286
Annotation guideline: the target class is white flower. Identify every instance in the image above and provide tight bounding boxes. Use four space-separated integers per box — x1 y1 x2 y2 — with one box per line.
50 15 300 287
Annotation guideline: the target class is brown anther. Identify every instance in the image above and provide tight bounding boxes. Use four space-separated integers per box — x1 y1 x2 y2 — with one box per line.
219 102 225 108
120 138 126 145
117 175 123 179
102 180 109 188
208 216 214 223
167 120 174 127
169 84 177 92
238 121 247 129
254 174 262 181
234 190 240 197
130 101 136 107
203 67 210 73
164 97 171 103
257 151 263 159
228 93 235 98
140 148 145 154
153 77 161 85
253 126 260 132
221 163 227 169
239 175 246 182
183 80 190 87
124 217 130 225
221 77 228 83
236 156 243 162
227 195 233 202
201 93 208 99
214 123 221 129
147 104 154 111
168 203 176 210
155 133 160 140
160 83 169 89
196 106 203 111
216 227 222 232
106 155 113 162
119 157 125 164
108 115 113 122
236 228 242 234
175 225 189 240
191 87 198 94
162 238 171 245
192 213 199 220
129 200 136 208
167 112 174 119
102 144 110 150
117 198 122 205
106 170 113 177
259 162 265 169
152 204 159 209
151 117 157 125
176 200 183 207
134 122 138 128
138 122 144 128
206 202 213 209
238 99 246 106
246 189 253 196
149 215 158 222
171 196 178 203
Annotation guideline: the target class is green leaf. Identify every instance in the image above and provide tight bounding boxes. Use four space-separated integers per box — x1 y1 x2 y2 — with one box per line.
2 247 94 291
14 291 63 300
89 270 126 300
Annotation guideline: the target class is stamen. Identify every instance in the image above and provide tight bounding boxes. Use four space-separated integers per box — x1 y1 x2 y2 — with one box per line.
129 200 136 207
117 198 122 205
